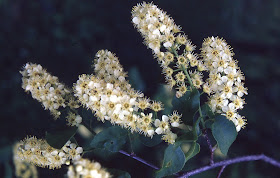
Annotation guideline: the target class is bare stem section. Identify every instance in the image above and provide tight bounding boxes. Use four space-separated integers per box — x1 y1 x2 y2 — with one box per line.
178 154 280 178
119 150 159 170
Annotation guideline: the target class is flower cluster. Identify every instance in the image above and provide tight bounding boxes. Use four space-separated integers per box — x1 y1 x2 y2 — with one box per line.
93 49 130 90
20 63 82 126
15 136 83 169
20 63 81 125
74 50 181 144
132 2 206 97
13 142 38 178
67 158 111 178
201 37 247 131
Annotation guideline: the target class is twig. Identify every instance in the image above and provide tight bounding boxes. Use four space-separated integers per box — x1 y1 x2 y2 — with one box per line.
217 165 226 178
119 150 159 170
178 154 280 178
203 129 216 165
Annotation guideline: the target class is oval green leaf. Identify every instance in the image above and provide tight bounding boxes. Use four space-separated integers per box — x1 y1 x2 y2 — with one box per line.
185 142 200 162
90 126 127 152
212 115 237 155
155 144 185 178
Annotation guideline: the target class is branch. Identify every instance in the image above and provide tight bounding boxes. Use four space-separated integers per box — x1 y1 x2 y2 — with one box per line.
203 129 216 165
216 165 226 178
119 150 159 170
179 154 280 178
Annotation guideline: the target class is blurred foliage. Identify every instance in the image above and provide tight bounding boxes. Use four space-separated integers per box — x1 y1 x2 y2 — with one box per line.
0 0 280 177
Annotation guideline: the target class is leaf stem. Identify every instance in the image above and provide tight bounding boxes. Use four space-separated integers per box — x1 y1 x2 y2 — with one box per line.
178 154 280 178
170 46 195 90
181 65 195 90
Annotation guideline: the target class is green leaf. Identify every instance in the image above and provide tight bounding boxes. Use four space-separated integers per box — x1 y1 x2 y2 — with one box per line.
175 131 197 147
190 89 200 110
193 113 202 138
172 89 200 124
205 119 214 129
46 126 78 149
155 144 185 178
90 126 127 152
201 104 215 119
139 134 162 147
212 115 237 155
108 169 131 178
184 142 200 162
128 67 145 91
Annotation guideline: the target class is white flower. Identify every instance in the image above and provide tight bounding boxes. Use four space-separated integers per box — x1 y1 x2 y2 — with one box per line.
163 41 172 48
132 17 140 24
154 119 161 127
70 143 77 149
160 25 166 32
75 115 82 124
155 128 163 134
162 115 169 122
106 83 113 90
171 122 180 127
76 147 83 154
147 130 155 137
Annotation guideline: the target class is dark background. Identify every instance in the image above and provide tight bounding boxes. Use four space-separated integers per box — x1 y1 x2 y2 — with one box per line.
0 0 280 177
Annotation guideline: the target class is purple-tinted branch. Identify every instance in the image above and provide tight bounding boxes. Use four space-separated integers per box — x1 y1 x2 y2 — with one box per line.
119 150 159 170
217 165 226 178
203 129 215 165
179 154 280 178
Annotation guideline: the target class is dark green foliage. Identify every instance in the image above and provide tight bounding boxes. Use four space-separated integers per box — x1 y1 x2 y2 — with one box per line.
201 104 215 119
175 131 197 146
184 142 200 162
212 115 237 155
155 144 186 178
172 89 200 124
139 134 162 147
108 169 131 178
90 126 127 152
46 126 78 149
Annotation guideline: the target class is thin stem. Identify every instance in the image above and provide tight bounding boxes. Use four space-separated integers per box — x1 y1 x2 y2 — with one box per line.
181 65 195 90
217 165 226 178
178 154 280 178
127 132 134 154
119 150 159 170
82 148 95 156
170 46 194 90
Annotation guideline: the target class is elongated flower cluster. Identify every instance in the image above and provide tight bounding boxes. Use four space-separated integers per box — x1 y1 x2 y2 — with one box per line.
132 2 206 97
74 50 181 144
67 158 111 178
20 63 80 119
13 142 38 178
15 136 83 169
201 37 247 131
93 49 130 91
